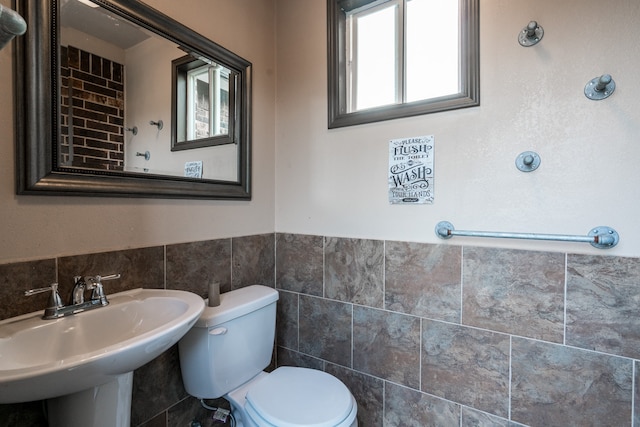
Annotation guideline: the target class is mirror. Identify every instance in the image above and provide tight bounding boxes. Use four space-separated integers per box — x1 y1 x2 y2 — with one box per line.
15 0 252 199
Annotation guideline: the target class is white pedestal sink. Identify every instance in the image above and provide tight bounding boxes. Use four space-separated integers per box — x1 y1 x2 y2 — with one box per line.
0 288 205 427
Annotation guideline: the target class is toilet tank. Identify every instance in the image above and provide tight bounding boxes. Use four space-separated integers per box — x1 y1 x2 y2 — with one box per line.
179 285 279 399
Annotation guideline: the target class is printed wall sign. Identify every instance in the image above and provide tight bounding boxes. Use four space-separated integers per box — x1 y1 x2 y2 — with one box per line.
388 135 434 204
184 161 203 178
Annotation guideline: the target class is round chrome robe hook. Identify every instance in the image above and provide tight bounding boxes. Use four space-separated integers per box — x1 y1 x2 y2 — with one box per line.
584 74 616 100
518 21 544 47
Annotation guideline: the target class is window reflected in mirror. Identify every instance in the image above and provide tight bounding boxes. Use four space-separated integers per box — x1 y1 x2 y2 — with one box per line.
171 55 236 151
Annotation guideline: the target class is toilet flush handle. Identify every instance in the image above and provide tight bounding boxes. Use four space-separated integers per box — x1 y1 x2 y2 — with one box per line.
209 327 227 336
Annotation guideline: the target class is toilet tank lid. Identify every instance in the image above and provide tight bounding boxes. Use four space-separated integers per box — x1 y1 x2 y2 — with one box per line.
194 285 279 328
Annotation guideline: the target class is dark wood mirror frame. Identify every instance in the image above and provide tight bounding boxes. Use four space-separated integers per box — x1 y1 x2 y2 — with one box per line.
14 0 252 199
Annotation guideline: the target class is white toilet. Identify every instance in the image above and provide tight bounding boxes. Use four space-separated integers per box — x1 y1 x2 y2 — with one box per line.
179 285 358 427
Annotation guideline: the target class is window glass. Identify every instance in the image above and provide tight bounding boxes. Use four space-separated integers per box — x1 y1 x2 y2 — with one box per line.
352 3 398 110
406 0 459 102
186 65 230 140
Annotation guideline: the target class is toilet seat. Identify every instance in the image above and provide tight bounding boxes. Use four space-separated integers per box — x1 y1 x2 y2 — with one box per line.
245 367 357 427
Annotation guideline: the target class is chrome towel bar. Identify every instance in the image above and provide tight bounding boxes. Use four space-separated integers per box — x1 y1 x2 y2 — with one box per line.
435 221 619 249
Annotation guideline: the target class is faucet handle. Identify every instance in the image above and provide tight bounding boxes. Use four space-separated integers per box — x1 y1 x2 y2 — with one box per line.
87 273 120 305
95 273 121 282
87 273 121 284
86 273 121 288
24 283 64 309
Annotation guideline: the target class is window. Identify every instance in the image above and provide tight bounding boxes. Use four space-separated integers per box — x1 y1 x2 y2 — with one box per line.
327 0 479 128
186 64 230 140
172 55 236 151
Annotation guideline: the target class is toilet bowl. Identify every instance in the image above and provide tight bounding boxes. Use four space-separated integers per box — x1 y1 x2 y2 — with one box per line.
178 285 358 427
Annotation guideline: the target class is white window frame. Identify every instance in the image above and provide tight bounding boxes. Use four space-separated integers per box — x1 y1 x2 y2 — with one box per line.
186 64 229 140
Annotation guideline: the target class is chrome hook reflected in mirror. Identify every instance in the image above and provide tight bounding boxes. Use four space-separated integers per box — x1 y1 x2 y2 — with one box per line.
149 120 164 130
136 151 151 161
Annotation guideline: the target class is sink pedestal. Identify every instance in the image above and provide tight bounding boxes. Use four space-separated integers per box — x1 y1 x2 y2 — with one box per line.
47 372 133 427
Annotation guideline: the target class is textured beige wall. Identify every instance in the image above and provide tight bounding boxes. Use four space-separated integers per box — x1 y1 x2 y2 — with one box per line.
0 0 276 263
4 0 640 263
274 0 640 256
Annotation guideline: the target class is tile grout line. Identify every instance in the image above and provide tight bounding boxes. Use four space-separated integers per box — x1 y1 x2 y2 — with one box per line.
163 245 167 290
460 246 464 325
508 335 513 422
563 253 568 346
632 361 636 427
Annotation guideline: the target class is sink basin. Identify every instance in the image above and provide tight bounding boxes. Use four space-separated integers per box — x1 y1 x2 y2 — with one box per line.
0 288 205 404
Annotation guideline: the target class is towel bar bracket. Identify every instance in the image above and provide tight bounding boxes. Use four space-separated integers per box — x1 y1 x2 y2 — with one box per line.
588 226 619 249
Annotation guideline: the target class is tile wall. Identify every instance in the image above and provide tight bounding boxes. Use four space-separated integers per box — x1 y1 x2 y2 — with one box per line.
1 232 639 426
275 234 640 427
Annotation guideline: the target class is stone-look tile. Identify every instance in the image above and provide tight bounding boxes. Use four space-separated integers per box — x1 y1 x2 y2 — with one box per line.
276 233 323 296
0 258 56 320
422 320 510 417
462 407 526 427
299 295 352 367
462 247 565 342
276 289 298 350
131 345 188 426
384 382 460 427
326 363 384 427
353 306 421 389
511 337 632 427
566 254 640 359
232 234 275 289
0 401 48 427
57 246 165 298
325 237 384 307
166 239 231 297
277 346 325 370
385 241 461 322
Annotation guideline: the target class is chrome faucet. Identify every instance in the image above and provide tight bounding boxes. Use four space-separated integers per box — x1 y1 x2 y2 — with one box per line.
72 276 89 304
25 273 121 319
